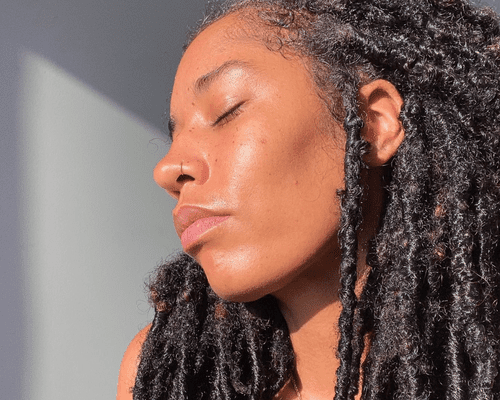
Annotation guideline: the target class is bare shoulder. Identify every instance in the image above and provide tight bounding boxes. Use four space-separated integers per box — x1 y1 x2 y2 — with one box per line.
117 324 151 400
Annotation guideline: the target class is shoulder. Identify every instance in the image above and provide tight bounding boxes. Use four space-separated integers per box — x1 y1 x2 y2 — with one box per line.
117 324 151 400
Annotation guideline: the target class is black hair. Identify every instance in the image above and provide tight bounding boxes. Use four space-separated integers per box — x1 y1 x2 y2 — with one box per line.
134 0 500 398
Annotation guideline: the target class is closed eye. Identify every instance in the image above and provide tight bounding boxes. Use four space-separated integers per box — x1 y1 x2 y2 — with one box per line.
213 102 245 127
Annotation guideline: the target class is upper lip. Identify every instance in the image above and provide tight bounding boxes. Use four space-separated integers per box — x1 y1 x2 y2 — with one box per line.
173 205 227 238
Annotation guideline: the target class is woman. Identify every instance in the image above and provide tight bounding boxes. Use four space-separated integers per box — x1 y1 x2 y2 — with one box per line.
118 0 500 399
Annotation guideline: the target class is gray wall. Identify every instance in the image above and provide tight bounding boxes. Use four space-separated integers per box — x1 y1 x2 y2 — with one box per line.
1 1 499 399
0 1 205 399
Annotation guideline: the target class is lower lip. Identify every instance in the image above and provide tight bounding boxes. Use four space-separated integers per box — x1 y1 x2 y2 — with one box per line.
181 216 229 249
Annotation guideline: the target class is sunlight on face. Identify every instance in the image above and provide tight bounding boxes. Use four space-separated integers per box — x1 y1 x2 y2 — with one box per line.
154 13 346 302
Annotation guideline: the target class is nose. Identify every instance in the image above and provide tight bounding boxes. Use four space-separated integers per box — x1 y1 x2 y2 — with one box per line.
153 149 209 200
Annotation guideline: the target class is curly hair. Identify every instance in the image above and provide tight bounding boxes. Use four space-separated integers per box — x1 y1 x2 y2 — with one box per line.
134 0 500 399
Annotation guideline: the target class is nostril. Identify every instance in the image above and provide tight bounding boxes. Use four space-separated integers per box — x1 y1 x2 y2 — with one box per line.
176 174 195 184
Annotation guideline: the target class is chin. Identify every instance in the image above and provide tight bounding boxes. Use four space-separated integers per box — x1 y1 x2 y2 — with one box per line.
193 244 289 303
205 274 273 303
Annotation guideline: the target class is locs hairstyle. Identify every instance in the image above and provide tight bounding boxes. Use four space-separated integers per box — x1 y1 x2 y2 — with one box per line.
134 0 500 399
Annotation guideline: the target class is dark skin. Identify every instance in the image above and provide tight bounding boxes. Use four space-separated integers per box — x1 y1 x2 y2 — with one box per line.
118 13 404 400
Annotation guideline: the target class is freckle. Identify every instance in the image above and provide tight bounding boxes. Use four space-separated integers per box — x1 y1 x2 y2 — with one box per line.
191 102 195 106
215 159 218 162
295 180 299 185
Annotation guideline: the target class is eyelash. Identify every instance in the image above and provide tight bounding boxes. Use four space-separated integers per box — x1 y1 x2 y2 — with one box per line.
213 102 244 127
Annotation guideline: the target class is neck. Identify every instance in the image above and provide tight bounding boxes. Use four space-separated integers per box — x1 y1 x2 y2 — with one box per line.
274 260 371 399
273 252 341 399
271 168 384 399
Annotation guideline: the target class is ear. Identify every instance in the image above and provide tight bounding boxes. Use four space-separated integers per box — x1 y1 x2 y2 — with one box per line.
358 79 405 166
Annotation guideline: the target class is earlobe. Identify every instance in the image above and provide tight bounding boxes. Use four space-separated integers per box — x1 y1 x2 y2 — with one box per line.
358 79 405 166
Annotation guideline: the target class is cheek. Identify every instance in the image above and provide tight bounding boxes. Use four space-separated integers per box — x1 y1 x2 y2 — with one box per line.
195 119 345 301
217 118 344 226
212 125 276 205
219 118 317 187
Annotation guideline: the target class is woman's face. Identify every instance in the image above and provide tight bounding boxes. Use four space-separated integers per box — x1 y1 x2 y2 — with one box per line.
154 13 346 302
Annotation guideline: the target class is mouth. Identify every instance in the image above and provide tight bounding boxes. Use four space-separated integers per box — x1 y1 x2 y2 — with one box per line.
173 205 230 250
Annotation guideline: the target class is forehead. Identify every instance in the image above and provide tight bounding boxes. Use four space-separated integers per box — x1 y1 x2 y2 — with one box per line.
176 17 249 81
172 13 308 97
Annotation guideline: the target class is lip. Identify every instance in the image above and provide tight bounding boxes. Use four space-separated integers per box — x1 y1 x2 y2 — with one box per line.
173 205 230 250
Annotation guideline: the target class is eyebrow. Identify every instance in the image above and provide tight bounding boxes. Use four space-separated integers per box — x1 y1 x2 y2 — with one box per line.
194 59 253 94
168 59 254 139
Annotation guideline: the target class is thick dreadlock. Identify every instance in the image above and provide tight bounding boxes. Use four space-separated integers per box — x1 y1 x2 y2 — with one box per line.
134 0 500 398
